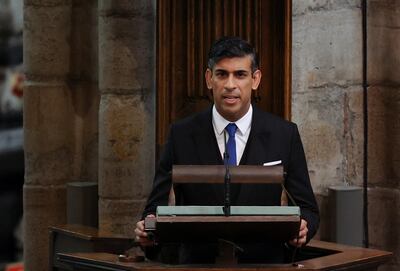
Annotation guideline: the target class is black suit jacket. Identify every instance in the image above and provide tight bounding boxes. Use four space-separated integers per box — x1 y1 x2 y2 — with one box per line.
143 106 319 263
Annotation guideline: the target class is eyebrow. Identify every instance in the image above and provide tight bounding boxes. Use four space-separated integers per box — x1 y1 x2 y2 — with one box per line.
213 69 250 73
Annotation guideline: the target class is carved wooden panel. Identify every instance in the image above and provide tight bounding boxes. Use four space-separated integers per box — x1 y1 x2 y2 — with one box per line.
157 0 292 150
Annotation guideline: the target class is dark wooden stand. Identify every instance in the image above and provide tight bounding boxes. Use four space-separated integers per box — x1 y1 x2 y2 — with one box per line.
50 225 392 271
49 224 134 270
145 215 300 243
56 240 391 271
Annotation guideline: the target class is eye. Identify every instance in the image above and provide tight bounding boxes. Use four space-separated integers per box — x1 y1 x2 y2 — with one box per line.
235 71 248 78
214 71 227 78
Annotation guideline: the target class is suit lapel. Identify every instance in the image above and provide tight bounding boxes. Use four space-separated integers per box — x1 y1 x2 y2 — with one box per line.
236 106 273 205
191 107 222 165
240 106 271 165
191 107 224 203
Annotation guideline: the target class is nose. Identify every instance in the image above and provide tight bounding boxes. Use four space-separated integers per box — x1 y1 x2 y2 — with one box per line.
224 74 237 90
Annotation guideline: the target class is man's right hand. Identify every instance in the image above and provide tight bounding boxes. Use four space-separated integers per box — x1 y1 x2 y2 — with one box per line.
134 214 155 247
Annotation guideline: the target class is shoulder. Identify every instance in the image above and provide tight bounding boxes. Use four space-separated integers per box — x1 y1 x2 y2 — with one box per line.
253 106 298 132
170 107 212 134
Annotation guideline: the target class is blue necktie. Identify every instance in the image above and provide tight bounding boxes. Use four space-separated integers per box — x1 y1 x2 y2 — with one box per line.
225 123 238 166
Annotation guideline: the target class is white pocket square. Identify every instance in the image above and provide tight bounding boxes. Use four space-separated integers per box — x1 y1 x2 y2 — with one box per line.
263 160 282 166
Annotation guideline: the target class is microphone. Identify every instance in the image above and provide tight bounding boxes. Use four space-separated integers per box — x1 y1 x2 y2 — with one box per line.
223 130 231 216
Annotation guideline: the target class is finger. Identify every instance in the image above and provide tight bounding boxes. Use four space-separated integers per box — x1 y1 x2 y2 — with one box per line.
136 220 145 231
298 227 308 237
299 219 307 230
134 228 148 238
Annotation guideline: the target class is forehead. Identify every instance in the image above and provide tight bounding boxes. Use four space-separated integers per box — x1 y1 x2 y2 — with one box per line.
213 56 252 71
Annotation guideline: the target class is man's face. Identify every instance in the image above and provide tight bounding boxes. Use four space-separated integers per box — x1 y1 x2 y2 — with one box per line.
205 56 261 122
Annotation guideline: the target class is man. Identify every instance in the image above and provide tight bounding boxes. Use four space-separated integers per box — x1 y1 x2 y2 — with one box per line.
135 37 319 263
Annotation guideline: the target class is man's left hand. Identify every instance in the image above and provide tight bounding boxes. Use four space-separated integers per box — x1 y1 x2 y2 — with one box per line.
289 219 308 247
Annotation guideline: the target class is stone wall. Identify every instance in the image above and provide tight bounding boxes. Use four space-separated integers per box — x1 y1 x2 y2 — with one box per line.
22 0 398 270
292 1 399 270
23 1 155 270
367 1 400 270
98 0 155 236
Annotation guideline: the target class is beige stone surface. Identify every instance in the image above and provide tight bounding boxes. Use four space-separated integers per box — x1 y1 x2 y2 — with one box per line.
296 87 364 188
24 4 71 78
98 1 155 92
23 82 75 185
292 7 362 93
292 87 362 194
98 0 154 15
98 198 146 237
70 83 100 182
23 185 66 270
293 0 360 16
98 94 153 199
368 86 400 188
97 0 155 236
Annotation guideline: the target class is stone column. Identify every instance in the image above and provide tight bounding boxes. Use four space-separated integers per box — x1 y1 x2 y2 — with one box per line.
292 1 364 239
23 0 73 269
23 1 100 270
69 0 99 182
367 1 400 270
98 0 155 236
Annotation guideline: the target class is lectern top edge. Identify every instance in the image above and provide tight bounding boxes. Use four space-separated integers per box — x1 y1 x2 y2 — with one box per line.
172 164 285 184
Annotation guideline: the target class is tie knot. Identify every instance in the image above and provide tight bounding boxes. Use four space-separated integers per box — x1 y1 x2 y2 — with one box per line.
225 123 237 137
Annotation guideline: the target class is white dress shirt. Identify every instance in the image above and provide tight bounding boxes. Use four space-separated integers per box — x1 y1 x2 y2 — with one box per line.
212 105 253 165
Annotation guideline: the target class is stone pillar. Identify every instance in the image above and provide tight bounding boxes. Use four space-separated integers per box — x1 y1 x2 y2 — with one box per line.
98 0 155 236
367 1 400 270
291 1 364 239
23 1 73 270
69 0 99 182
23 1 99 270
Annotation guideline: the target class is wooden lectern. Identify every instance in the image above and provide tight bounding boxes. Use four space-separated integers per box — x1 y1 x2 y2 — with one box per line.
49 164 392 270
144 165 300 247
53 235 392 271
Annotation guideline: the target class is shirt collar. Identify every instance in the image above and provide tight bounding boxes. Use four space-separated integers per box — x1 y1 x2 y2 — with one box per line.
212 105 253 136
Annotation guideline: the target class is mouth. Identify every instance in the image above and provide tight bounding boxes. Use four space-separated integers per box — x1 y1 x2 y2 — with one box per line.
223 95 240 104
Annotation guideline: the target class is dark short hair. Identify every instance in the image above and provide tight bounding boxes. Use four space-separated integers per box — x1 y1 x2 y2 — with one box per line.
207 36 259 73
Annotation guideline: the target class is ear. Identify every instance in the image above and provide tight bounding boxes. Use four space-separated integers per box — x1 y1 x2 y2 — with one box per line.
251 69 262 90
205 68 213 89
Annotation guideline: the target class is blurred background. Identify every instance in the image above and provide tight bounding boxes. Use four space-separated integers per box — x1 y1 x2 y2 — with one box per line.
0 0 24 268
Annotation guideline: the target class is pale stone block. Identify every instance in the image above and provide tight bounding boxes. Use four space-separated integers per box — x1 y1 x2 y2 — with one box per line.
98 0 154 17
292 88 347 194
343 87 364 186
368 188 400 267
98 198 146 236
292 8 362 93
98 3 154 92
24 82 75 185
23 185 66 271
293 0 360 16
98 94 153 199
24 4 71 78
292 86 364 192
367 86 400 187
